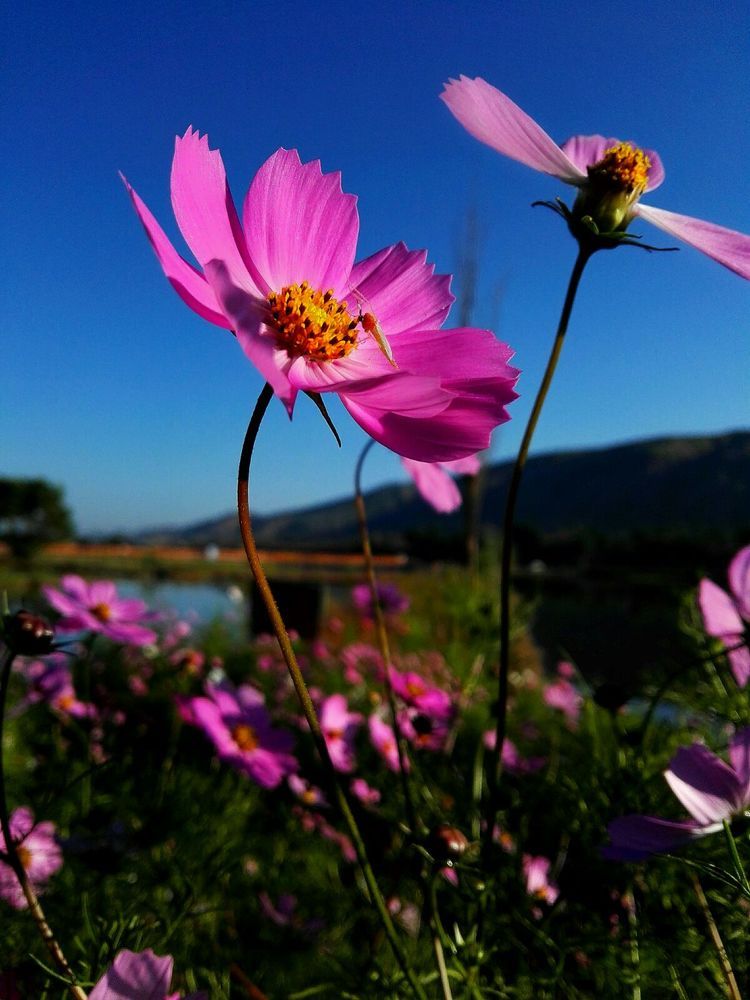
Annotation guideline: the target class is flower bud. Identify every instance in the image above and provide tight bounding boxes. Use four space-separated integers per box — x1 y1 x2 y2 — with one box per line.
2 611 55 655
427 824 470 864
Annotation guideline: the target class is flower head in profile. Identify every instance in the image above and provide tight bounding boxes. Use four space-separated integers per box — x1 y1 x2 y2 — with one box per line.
89 948 205 999
605 728 750 860
401 453 480 513
0 807 62 910
441 76 750 276
699 544 750 687
123 135 520 461
183 679 297 789
320 694 362 773
43 576 157 647
523 854 559 907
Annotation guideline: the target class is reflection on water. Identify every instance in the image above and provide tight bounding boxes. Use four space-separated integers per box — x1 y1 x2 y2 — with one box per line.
114 580 248 629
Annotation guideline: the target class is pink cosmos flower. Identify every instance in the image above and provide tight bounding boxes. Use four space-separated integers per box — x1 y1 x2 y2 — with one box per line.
43 576 157 647
441 76 750 278
89 949 205 999
13 654 96 720
351 583 409 620
0 807 62 910
320 694 362 773
401 453 480 513
184 679 297 789
400 708 451 752
389 670 453 720
483 731 546 776
543 677 582 728
699 544 750 687
123 136 519 461
351 777 381 806
605 728 750 860
369 713 406 773
288 774 327 808
523 854 559 906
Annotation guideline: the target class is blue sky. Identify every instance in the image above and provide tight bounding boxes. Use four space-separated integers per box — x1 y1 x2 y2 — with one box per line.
2 0 748 534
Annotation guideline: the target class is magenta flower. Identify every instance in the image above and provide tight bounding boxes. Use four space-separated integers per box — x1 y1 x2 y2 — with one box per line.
483 731 546 776
543 677 582 727
320 694 362 773
14 654 96 720
389 669 453 720
123 136 519 461
351 777 381 806
699 544 750 687
400 708 451 752
0 807 62 910
184 679 297 789
441 76 750 278
288 774 327 808
89 949 205 999
523 854 559 906
369 713 405 773
606 728 750 861
401 453 480 513
351 582 409 620
43 576 157 647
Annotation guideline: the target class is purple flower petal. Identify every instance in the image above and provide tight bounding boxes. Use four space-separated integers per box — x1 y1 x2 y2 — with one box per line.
665 743 743 824
440 76 585 184
89 949 174 999
729 646 750 689
635 203 750 280
605 814 705 860
401 459 462 513
698 578 744 640
729 727 750 798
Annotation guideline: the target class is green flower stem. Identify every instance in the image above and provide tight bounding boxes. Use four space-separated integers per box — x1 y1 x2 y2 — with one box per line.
722 819 750 897
0 646 87 999
354 439 419 835
483 245 593 858
690 871 742 1000
238 384 427 1000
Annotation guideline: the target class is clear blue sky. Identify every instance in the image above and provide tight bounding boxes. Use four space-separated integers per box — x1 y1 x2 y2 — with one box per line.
2 0 748 534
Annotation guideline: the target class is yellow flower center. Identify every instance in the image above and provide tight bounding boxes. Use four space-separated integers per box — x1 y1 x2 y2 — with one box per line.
232 723 259 752
589 142 651 194
16 846 32 869
91 602 112 622
406 680 425 697
268 281 359 361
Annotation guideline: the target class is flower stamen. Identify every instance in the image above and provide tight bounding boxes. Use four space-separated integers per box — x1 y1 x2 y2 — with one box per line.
268 281 359 361
232 723 259 752
588 142 651 195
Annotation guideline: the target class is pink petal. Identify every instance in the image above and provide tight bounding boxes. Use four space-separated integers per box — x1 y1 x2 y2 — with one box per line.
89 949 174 1000
88 581 117 606
698 579 743 639
347 243 454 337
338 372 452 418
728 545 750 620
729 646 750 689
635 203 750 279
665 744 743 824
242 148 358 296
121 174 231 329
441 453 481 476
203 260 297 412
440 76 585 184
729 727 750 797
170 128 259 289
560 135 665 192
401 459 462 513
60 575 91 602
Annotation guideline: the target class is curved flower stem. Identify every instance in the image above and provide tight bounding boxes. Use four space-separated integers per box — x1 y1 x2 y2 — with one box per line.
0 646 87 999
354 440 419 835
483 246 593 857
238 385 427 1000
690 871 742 1000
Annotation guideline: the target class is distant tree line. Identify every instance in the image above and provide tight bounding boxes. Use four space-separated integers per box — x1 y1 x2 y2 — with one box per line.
0 477 74 557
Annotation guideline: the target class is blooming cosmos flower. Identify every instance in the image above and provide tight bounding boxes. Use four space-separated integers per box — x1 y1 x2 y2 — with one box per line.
14 654 96 720
401 453 480 513
123 135 519 460
43 576 157 647
320 694 362 773
89 949 205 999
0 807 62 910
441 76 750 278
351 583 409 620
389 669 453 720
543 676 582 728
369 713 405 773
184 679 297 789
605 728 750 860
523 854 559 906
699 544 750 687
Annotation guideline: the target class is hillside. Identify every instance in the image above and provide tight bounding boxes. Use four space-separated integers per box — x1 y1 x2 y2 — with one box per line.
137 431 750 551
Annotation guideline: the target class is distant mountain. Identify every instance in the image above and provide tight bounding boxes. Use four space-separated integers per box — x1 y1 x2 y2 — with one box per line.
136 431 750 551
